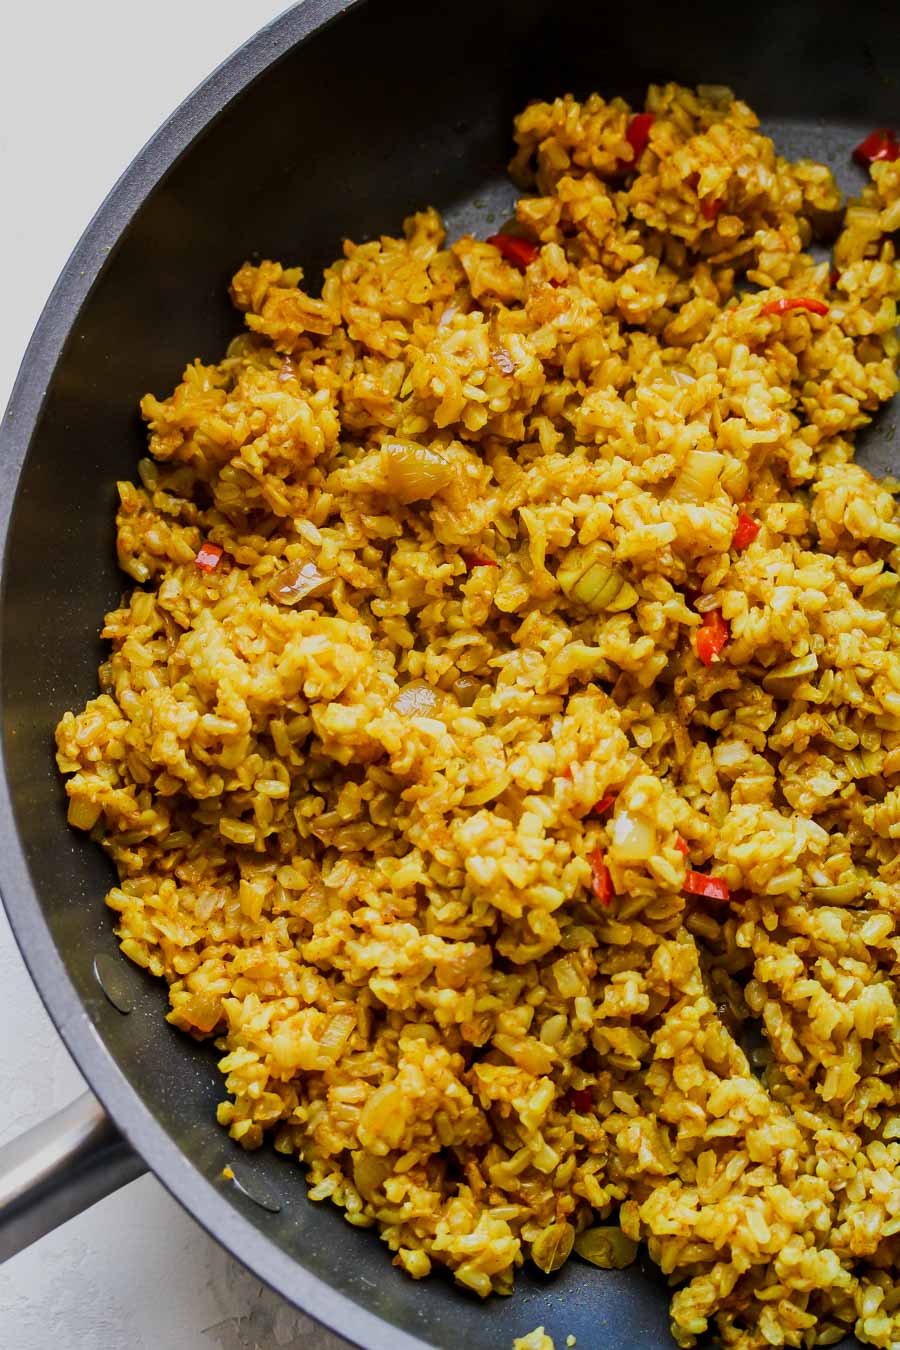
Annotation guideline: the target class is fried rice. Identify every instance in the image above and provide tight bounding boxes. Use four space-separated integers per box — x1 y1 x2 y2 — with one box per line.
55 82 900 1348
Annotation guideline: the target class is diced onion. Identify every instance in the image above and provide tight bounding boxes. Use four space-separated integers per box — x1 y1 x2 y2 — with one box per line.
382 440 453 504
572 563 623 608
491 345 517 375
393 679 442 718
574 1225 639 1270
810 872 866 903
669 449 724 502
762 653 818 693
697 84 734 103
270 559 334 604
452 674 482 707
531 1221 575 1274
606 580 639 612
557 546 635 613
610 809 656 861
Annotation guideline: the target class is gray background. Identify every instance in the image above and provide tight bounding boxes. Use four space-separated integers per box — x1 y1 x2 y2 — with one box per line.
0 3 352 1346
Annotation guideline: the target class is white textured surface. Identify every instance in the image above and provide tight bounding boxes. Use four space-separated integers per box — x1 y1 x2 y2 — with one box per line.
0 3 352 1346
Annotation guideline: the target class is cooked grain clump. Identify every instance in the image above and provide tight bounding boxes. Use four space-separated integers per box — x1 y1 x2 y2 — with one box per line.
56 83 900 1348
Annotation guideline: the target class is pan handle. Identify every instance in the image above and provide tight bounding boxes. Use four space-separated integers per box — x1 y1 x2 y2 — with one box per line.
0 1091 146 1262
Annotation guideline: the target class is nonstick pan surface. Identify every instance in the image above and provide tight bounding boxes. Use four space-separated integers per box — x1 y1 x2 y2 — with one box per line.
2 1 898 1345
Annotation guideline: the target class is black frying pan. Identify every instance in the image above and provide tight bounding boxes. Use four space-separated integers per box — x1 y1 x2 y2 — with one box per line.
1 2 897 1345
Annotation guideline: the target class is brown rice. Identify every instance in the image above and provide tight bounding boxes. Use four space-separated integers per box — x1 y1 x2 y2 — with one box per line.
56 83 900 1348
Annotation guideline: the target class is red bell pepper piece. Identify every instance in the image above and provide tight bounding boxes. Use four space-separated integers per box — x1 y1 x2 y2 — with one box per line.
852 128 900 167
695 609 729 666
761 297 829 317
591 794 616 816
625 112 655 161
195 542 224 572
588 848 613 906
462 552 499 569
486 233 539 271
675 835 689 856
732 512 760 550
570 1088 594 1113
700 197 724 221
683 870 730 902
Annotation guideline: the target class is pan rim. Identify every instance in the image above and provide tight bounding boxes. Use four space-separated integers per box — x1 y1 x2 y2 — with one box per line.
0 3 436 1348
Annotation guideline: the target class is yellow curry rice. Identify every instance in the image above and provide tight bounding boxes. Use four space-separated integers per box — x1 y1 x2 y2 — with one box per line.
56 83 900 1348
